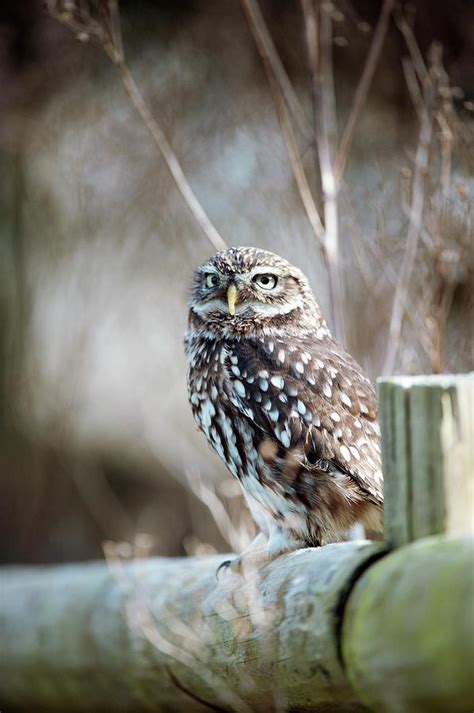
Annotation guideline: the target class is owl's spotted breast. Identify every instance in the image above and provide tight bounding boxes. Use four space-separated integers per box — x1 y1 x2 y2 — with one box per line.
185 247 384 551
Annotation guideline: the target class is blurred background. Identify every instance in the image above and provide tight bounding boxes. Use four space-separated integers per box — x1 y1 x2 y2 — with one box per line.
0 0 472 566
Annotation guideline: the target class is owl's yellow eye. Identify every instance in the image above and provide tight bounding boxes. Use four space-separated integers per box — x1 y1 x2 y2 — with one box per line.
253 273 278 290
205 273 219 289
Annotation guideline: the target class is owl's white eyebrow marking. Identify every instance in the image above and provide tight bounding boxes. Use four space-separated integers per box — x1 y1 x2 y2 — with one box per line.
270 375 284 389
277 349 286 364
243 298 304 316
340 445 351 461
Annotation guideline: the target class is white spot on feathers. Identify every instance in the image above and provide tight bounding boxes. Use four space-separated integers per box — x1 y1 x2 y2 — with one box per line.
340 445 351 461
294 361 305 374
340 392 352 408
323 384 332 399
234 380 246 397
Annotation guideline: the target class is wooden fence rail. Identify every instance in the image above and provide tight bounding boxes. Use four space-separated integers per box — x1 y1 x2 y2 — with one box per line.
0 374 473 713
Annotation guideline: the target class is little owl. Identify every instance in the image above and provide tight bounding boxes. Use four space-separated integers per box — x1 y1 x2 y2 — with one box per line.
185 247 383 570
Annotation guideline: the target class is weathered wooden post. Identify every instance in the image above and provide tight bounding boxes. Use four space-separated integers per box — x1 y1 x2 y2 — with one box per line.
378 373 474 545
343 373 474 713
0 374 472 712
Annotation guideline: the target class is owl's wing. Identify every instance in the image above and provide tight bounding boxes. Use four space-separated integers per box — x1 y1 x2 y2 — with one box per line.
224 336 383 504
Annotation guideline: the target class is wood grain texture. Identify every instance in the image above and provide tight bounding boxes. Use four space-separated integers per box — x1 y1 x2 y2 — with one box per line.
1 537 473 713
0 542 383 713
378 374 474 546
343 536 474 713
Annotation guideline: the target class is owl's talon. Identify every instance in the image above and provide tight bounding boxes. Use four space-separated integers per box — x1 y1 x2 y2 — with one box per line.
216 558 232 579
216 557 243 579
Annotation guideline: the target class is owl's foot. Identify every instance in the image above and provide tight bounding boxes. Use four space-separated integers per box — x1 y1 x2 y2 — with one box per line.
216 533 269 579
216 533 306 579
215 557 240 578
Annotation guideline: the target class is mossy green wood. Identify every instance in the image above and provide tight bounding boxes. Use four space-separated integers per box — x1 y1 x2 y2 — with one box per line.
342 536 474 713
0 542 384 712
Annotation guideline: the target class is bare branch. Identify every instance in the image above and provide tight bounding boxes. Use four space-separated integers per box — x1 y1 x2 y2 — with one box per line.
47 0 227 252
240 0 326 253
116 63 226 251
382 71 434 374
301 0 345 343
394 9 429 88
240 0 315 143
335 0 395 183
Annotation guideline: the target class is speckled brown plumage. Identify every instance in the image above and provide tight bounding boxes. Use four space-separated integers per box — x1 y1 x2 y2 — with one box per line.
185 247 383 556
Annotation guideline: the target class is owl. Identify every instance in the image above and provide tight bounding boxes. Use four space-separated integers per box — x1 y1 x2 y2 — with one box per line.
185 247 383 569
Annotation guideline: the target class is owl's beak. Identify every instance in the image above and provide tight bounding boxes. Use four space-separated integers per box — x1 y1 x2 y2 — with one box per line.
227 283 238 316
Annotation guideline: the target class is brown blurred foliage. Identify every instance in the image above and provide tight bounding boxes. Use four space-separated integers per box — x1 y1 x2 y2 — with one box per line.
0 0 472 564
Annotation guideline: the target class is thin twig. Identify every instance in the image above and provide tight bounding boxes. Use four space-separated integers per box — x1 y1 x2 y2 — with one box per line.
301 0 345 343
241 0 326 255
335 0 395 183
117 62 226 251
47 0 226 252
394 9 429 87
240 0 315 143
382 69 434 374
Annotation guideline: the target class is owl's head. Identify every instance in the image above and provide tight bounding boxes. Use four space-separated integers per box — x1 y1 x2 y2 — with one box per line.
189 246 325 336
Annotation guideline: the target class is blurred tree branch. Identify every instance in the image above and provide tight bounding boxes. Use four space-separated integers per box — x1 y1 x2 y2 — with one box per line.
242 0 395 344
47 0 227 252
